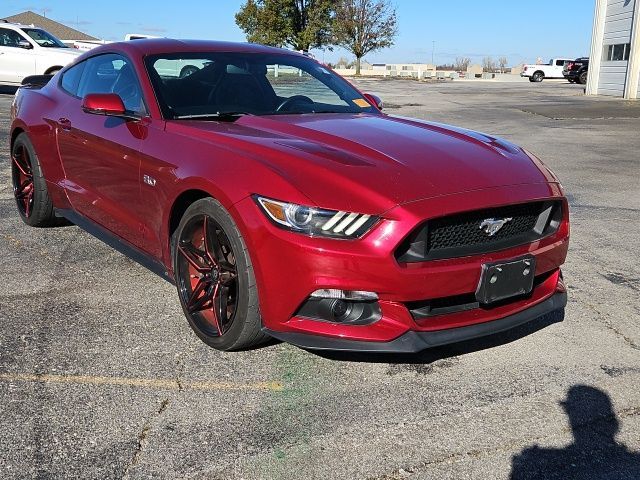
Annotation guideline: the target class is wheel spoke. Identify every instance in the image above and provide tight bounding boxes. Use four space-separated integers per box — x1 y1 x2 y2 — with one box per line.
219 271 236 286
178 242 209 272
24 189 33 217
15 180 33 199
11 152 31 177
217 285 229 334
208 283 222 334
187 278 212 313
203 216 224 266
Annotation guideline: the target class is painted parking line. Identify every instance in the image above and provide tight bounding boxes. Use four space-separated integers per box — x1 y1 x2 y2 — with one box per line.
0 372 283 392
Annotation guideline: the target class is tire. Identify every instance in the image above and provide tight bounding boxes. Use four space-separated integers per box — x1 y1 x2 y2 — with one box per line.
11 132 60 227
171 197 268 351
578 71 588 85
528 77 536 83
532 71 544 82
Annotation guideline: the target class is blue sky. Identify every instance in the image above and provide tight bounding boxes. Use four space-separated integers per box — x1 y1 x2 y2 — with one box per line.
3 1 595 65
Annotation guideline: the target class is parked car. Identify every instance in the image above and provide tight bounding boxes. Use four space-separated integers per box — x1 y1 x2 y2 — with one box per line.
563 57 589 84
0 21 80 86
521 58 573 82
10 40 569 352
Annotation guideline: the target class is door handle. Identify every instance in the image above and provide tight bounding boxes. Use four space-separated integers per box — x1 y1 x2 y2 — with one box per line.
58 117 72 131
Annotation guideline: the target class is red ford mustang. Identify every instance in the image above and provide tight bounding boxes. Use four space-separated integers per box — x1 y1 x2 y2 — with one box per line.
10 39 569 352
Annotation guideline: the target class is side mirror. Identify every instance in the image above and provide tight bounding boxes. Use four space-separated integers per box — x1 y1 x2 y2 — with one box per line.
82 93 137 119
17 39 33 49
363 93 383 111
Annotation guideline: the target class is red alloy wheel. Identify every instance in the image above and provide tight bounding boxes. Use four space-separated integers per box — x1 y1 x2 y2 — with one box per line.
11 145 35 218
176 215 238 337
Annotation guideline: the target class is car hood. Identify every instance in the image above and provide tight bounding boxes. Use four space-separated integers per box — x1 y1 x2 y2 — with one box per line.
173 113 553 213
43 47 81 57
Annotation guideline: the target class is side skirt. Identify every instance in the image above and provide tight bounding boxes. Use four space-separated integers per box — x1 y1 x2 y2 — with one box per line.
55 208 174 284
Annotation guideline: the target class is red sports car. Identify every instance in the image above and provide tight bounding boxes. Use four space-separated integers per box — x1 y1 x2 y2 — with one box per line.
10 39 569 352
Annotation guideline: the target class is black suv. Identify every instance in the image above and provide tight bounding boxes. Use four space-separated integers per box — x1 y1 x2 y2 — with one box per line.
563 57 589 85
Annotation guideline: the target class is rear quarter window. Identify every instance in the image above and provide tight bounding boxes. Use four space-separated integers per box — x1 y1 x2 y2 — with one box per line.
60 61 86 97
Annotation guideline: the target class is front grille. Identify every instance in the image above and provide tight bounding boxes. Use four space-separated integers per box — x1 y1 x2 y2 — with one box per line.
396 201 562 262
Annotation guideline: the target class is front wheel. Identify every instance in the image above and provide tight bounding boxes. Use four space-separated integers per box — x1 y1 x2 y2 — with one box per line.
171 198 268 351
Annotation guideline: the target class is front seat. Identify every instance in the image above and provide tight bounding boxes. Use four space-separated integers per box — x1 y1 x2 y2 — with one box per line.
213 72 271 113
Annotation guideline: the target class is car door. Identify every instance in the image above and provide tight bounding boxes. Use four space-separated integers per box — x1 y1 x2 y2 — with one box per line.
0 27 36 84
56 53 148 247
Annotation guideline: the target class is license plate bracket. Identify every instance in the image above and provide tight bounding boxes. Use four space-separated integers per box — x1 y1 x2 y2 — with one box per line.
476 255 536 305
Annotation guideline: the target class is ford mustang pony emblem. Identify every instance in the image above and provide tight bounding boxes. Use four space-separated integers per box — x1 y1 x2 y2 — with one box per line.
479 217 513 236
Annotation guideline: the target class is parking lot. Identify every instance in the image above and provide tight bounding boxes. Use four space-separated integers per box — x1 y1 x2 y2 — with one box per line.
0 79 639 479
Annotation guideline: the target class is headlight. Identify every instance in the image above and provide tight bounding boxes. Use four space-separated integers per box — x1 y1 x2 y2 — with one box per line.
255 196 378 239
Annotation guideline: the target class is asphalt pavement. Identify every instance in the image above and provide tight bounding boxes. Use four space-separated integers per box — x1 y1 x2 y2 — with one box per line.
0 79 639 479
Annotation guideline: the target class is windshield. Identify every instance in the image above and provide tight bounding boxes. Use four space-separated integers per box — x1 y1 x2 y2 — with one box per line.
23 28 68 48
145 52 378 119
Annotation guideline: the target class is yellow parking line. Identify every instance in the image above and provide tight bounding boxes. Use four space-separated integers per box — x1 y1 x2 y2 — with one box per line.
0 372 283 392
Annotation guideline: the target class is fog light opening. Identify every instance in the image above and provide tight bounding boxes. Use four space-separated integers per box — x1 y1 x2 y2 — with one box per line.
296 296 382 325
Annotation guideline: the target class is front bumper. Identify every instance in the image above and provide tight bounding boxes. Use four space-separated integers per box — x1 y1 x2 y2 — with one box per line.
264 291 567 352
232 183 569 349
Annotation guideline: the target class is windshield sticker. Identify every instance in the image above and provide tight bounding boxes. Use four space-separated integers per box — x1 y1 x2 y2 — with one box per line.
353 98 371 108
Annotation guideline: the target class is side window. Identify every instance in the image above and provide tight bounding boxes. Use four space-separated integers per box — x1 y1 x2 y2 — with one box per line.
555 60 565 66
77 53 146 114
0 28 28 48
60 61 86 96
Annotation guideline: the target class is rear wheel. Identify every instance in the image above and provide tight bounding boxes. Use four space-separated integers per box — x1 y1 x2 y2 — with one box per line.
171 198 268 351
532 71 544 82
11 133 59 227
578 71 588 85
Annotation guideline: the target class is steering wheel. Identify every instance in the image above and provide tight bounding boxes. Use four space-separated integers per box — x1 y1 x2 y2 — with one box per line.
276 95 314 112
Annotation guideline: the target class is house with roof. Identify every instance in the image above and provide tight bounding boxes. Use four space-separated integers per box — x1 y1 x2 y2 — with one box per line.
1 10 98 43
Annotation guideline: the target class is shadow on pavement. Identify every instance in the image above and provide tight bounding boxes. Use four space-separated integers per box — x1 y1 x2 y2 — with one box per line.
310 308 564 364
510 385 640 479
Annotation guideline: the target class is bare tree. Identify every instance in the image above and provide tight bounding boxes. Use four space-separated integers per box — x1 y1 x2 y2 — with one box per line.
482 56 497 73
333 0 398 75
498 56 509 73
454 56 471 72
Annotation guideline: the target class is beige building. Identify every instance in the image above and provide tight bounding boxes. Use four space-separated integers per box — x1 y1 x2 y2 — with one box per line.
586 0 639 99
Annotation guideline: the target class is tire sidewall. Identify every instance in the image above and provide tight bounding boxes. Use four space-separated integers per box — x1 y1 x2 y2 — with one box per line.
12 133 47 227
171 197 256 350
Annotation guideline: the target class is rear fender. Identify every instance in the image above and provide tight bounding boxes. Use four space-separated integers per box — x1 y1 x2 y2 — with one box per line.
10 86 71 209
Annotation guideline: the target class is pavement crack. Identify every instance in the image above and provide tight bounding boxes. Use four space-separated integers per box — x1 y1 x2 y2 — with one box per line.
122 398 169 478
366 405 640 480
585 303 640 351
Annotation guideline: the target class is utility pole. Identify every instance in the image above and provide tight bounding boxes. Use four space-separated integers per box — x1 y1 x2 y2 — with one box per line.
431 41 435 67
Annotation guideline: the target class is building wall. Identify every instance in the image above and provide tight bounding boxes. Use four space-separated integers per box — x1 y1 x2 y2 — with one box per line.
597 0 635 96
589 0 640 98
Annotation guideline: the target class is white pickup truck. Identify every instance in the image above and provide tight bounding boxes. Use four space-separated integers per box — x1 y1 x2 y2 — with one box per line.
521 58 573 82
0 21 80 86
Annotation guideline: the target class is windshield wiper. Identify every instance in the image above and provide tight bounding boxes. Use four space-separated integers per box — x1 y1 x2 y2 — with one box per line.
173 112 253 121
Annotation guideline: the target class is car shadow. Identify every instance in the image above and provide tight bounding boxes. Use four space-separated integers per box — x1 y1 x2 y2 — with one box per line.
309 309 564 364
510 385 640 479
